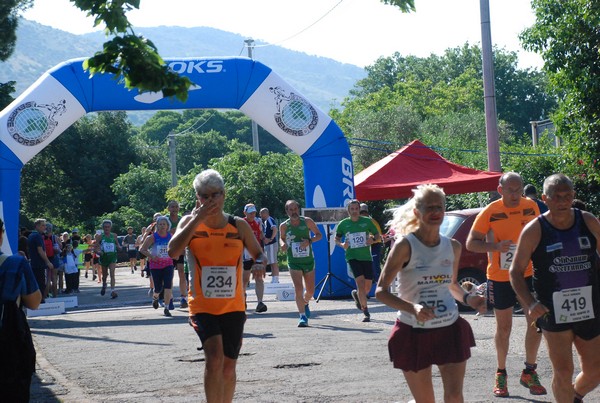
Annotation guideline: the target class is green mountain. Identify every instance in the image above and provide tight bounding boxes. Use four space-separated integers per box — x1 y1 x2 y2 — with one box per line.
1 20 365 117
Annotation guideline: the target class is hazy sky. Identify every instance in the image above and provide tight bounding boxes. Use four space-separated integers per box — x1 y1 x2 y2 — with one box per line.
22 0 542 69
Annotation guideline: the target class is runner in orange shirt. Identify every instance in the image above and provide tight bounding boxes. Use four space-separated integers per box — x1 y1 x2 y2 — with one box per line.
466 171 546 398
168 169 266 403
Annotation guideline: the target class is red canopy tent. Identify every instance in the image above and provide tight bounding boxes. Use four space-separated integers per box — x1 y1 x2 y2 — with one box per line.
354 139 502 200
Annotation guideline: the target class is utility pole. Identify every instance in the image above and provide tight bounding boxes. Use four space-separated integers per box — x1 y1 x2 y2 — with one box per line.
245 38 260 153
167 133 177 187
480 0 501 172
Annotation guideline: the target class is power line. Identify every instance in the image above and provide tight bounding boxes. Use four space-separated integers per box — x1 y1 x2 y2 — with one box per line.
251 0 346 50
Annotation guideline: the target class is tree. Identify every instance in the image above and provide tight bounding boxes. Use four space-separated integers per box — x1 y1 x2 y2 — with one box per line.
521 0 600 200
111 163 171 219
20 112 138 228
0 0 32 106
174 130 234 175
346 44 555 137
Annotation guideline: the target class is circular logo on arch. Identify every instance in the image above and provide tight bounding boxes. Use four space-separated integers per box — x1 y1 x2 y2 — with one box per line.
7 100 66 146
270 87 318 136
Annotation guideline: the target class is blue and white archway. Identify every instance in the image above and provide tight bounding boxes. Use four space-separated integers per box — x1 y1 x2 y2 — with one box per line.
0 57 355 297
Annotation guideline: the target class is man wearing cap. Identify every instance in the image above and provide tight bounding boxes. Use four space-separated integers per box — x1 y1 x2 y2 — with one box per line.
335 200 381 322
243 203 267 313
359 203 384 282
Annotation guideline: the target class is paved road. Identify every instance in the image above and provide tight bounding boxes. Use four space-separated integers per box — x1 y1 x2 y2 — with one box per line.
27 267 598 402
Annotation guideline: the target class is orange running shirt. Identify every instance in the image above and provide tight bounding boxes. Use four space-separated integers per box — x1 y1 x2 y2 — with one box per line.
187 215 245 315
471 197 540 282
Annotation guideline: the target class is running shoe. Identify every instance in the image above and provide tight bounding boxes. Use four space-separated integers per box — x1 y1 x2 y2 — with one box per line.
164 308 172 317
180 298 188 308
131 268 134 274
168 298 174 311
351 289 361 310
493 371 509 397
92 274 97 281
256 302 268 313
152 297 159 309
520 370 547 395
110 291 118 299
100 285 106 296
85 272 88 278
304 303 311 319
362 311 371 322
298 315 308 327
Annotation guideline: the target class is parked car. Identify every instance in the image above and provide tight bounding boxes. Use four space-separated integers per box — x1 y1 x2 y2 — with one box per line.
117 235 129 263
440 208 488 310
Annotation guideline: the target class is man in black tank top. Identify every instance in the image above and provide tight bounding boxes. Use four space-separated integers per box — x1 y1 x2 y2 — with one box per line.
510 173 600 403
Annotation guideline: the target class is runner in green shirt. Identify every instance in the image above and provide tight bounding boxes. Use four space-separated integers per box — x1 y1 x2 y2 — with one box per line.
335 200 380 322
95 220 122 299
280 200 322 328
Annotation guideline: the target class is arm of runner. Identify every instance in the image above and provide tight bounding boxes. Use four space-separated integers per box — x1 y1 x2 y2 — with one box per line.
449 239 486 313
510 220 548 320
237 218 267 277
168 198 218 258
582 211 600 254
466 229 512 253
305 217 322 247
139 234 155 259
279 222 288 252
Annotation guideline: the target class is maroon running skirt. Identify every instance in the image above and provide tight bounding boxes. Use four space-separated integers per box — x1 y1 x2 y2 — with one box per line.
388 317 475 372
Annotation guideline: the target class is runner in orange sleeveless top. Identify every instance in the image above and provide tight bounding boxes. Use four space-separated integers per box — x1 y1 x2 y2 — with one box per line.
168 169 265 403
467 172 545 397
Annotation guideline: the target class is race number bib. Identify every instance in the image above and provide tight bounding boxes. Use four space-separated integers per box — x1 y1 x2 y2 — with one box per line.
552 286 595 323
128 244 136 251
500 244 516 270
102 242 115 253
348 232 367 249
202 266 236 298
157 244 169 258
415 288 455 328
291 242 309 258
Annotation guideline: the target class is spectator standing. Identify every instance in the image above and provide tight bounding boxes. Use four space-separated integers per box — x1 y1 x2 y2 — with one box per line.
43 223 61 298
260 207 280 284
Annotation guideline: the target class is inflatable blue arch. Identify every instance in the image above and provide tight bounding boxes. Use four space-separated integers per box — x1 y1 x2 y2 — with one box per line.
0 56 356 297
